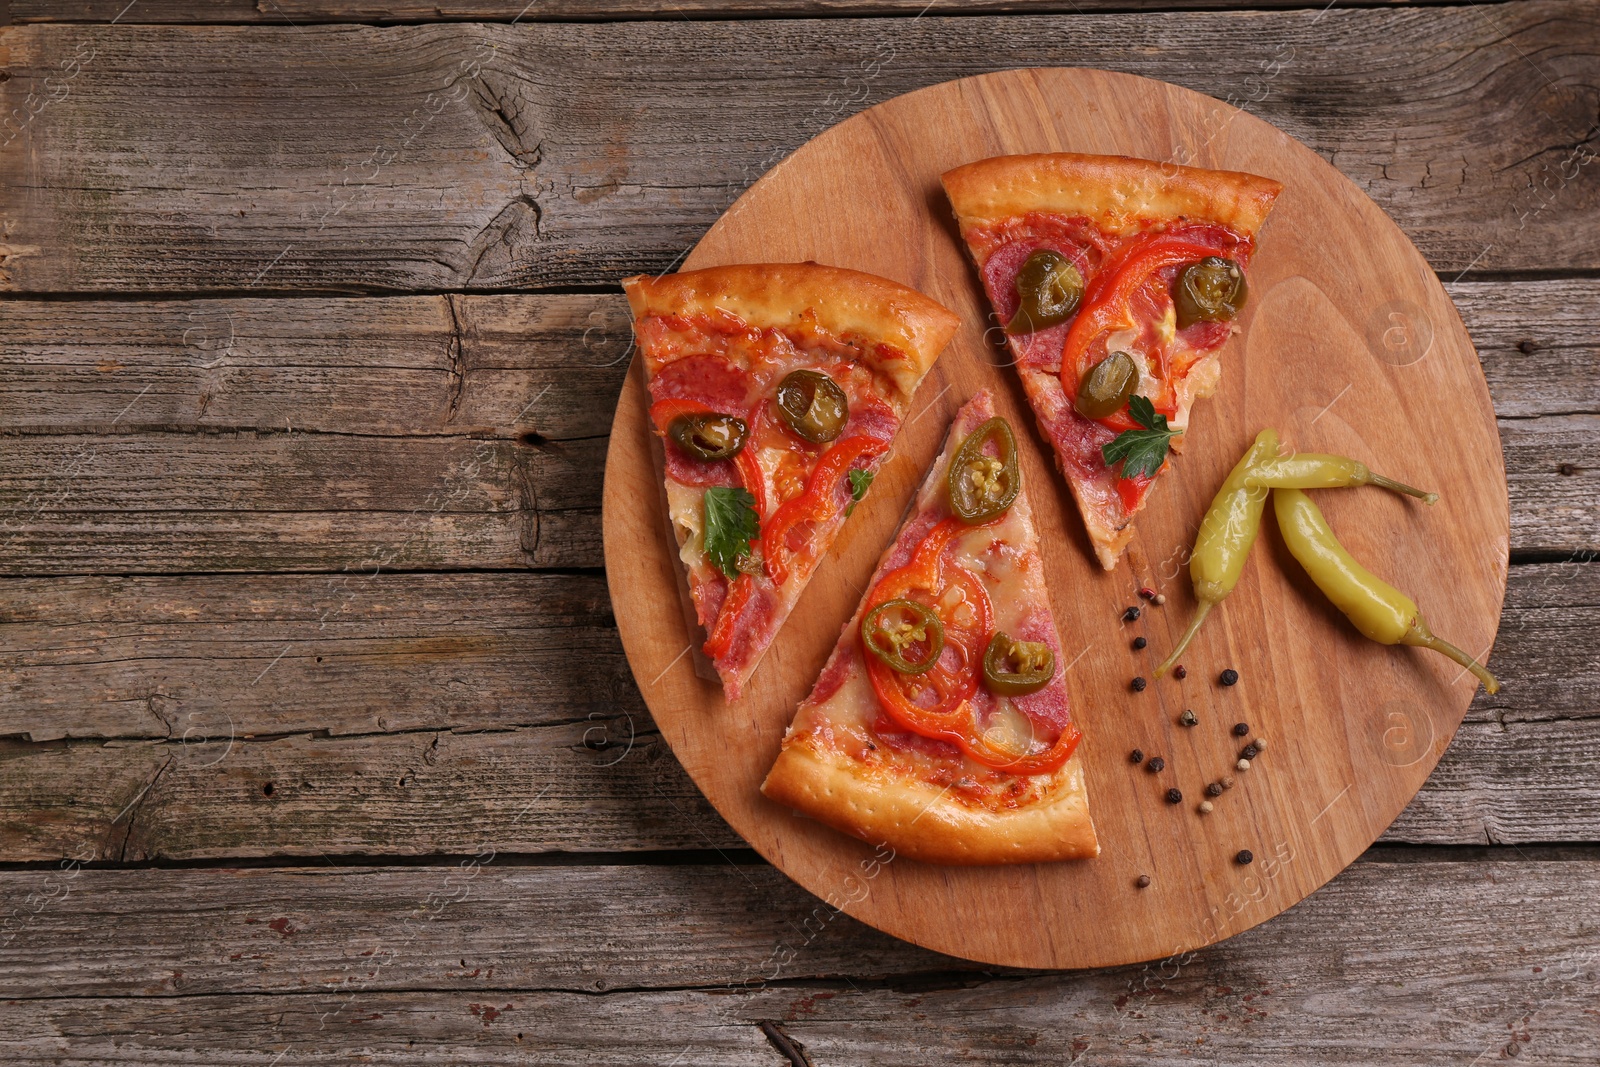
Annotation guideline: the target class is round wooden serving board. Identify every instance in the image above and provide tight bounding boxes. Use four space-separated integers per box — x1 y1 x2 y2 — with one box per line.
602 68 1508 969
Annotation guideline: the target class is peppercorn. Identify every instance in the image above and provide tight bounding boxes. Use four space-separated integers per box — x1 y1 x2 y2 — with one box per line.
1179 709 1197 727
1220 668 1240 686
1147 756 1165 773
1123 606 1141 622
1133 636 1147 650
1131 676 1148 692
1252 737 1267 751
1135 874 1152 888
1236 849 1254 865
1199 800 1214 814
1241 743 1260 760
1154 593 1167 605
1232 722 1250 737
1236 757 1252 771
1139 587 1157 601
1173 664 1188 680
1222 775 1236 789
1129 748 1145 764
1166 787 1183 804
1206 781 1224 797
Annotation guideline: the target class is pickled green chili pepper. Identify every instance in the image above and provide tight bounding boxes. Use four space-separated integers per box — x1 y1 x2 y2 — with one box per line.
982 632 1056 696
1273 488 1498 693
1174 256 1248 329
948 416 1020 524
776 369 849 444
1074 350 1140 421
1155 428 1280 676
1244 453 1438 504
668 412 748 461
1007 249 1084 335
861 598 945 675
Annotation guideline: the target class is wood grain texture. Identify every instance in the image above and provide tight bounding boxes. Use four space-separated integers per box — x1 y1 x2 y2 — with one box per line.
0 857 1595 1064
0 294 631 438
0 286 1592 576
5 0 1477 23
1 4 1597 292
608 65 1510 969
0 722 733 862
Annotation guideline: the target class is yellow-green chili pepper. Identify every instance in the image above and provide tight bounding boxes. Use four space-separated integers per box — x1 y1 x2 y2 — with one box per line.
1155 428 1280 676
1244 453 1438 505
1273 488 1498 693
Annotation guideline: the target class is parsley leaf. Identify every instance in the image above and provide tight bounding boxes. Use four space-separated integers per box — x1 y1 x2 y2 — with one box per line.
702 486 760 579
845 468 875 516
1101 395 1182 480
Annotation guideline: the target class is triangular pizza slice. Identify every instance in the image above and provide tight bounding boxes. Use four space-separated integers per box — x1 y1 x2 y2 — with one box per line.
622 263 959 702
942 153 1282 569
762 390 1096 865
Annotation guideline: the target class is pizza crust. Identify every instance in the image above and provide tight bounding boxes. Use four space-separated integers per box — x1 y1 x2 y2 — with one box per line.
621 262 960 402
942 152 1283 239
763 741 1098 866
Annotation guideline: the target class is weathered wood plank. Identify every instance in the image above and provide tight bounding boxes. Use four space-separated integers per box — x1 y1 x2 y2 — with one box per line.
4 281 1594 433
0 295 631 439
5 0 1476 24
0 432 601 572
0 720 737 862
0 857 1595 1064
1 6 1596 292
0 573 642 742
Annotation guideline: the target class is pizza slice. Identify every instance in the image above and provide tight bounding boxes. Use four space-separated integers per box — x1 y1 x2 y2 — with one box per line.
941 153 1282 569
762 390 1096 865
622 263 959 702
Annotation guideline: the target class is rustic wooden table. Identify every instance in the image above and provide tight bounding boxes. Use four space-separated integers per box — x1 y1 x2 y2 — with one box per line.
1 2 1596 1063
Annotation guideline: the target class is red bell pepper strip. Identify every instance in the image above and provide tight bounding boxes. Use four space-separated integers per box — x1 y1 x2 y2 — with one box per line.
762 434 887 587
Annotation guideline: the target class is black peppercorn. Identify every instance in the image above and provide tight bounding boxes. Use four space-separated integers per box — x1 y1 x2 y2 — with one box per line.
1173 664 1188 680
1135 874 1152 888
1165 787 1183 804
1241 743 1260 761
1130 748 1145 764
1236 849 1254 865
1131 676 1148 692
1147 756 1165 773
1220 668 1239 686
1132 636 1147 650
1179 709 1197 727
1123 606 1141 622
1206 781 1224 797
1232 722 1250 737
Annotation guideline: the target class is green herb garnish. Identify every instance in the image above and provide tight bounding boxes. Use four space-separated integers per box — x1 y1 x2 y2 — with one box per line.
845 468 875 516
702 486 760 578
1101 395 1182 480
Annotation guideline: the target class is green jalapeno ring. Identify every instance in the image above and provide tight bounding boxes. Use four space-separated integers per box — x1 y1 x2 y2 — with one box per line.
1006 249 1085 336
1174 256 1247 330
861 598 945 675
982 632 1056 696
948 416 1021 524
775 369 849 444
1075 350 1140 421
668 412 749 461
